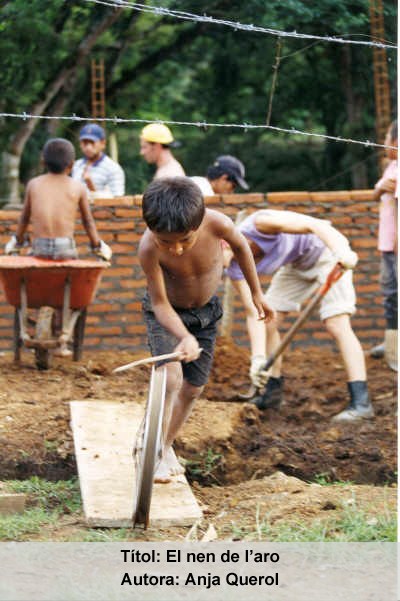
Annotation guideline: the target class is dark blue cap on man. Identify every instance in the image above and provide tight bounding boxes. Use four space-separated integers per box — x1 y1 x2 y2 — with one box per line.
79 124 106 142
213 155 249 190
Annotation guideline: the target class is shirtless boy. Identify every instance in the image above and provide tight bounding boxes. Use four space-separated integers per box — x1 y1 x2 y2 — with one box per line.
5 138 111 260
225 209 373 422
139 177 273 482
5 138 111 353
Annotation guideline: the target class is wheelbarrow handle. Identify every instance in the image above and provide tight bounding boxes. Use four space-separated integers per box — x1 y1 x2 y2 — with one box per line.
264 263 345 371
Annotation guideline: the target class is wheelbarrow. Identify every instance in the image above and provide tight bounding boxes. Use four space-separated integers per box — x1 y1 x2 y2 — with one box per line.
0 256 109 370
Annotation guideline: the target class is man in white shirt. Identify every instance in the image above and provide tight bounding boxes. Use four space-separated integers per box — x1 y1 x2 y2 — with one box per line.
191 155 249 196
72 124 125 198
140 123 185 179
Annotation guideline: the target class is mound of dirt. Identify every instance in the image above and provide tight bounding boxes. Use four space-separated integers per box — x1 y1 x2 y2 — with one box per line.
0 338 396 487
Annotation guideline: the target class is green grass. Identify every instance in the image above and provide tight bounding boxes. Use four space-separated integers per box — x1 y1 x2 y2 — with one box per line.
8 476 81 512
228 497 397 542
0 477 396 542
0 508 61 540
0 477 81 541
185 448 223 485
312 473 355 486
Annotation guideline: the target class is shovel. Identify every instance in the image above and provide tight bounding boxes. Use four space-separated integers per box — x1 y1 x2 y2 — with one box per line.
236 263 345 400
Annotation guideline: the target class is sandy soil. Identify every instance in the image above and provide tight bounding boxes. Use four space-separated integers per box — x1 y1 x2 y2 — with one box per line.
0 337 396 540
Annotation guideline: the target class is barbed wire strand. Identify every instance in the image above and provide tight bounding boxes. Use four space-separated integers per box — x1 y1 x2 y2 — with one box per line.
80 0 397 49
0 112 396 150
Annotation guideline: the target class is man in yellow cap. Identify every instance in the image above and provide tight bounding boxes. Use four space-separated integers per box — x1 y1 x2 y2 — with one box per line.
140 123 185 179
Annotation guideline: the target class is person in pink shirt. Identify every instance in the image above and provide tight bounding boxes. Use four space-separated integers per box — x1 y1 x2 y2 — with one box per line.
370 120 397 371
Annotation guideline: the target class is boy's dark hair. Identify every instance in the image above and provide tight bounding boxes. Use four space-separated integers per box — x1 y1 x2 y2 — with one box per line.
389 120 397 142
142 177 205 233
43 138 75 174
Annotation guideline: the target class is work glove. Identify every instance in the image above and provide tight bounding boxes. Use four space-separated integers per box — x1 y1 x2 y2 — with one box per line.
334 249 358 270
249 355 269 389
93 239 112 261
5 235 21 255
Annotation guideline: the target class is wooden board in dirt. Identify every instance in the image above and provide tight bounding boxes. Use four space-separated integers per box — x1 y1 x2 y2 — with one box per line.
70 400 203 527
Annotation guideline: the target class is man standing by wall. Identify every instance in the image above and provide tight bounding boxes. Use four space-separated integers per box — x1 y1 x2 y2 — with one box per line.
139 123 185 179
191 155 249 195
72 124 125 199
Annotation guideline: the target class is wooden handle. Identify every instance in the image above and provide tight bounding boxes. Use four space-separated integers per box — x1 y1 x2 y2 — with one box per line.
113 351 183 373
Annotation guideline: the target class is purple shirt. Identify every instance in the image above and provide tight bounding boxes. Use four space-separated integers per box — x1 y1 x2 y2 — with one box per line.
227 211 325 280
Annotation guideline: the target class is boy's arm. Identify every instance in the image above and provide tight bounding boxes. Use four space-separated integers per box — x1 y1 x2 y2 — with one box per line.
139 234 200 362
5 185 31 253
15 185 32 243
78 185 112 260
214 214 274 322
254 210 357 268
372 176 396 202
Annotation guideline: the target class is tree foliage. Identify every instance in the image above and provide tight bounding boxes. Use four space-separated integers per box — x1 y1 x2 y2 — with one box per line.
0 0 397 198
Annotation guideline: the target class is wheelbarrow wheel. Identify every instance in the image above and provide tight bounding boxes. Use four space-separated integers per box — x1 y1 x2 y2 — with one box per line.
13 308 22 362
73 309 87 362
34 307 54 370
133 365 167 529
35 347 50 371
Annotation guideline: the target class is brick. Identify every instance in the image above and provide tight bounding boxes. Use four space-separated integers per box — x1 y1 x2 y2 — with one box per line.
105 243 135 254
115 256 139 266
92 209 114 219
105 267 133 278
115 208 142 218
222 193 264 205
310 191 351 202
116 233 138 243
353 238 379 248
267 192 311 203
93 196 134 207
0 210 21 220
126 324 147 334
350 190 374 201
85 325 122 335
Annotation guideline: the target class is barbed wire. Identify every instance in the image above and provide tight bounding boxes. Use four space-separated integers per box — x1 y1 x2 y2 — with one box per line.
80 0 397 49
0 112 396 150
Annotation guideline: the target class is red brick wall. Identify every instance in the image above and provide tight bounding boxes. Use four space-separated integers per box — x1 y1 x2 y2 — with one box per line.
0 190 384 353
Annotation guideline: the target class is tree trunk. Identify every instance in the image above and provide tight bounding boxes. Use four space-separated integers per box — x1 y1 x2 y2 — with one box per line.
340 46 368 189
2 7 123 204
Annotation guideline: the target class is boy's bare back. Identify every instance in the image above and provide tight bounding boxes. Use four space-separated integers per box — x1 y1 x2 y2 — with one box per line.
26 173 87 240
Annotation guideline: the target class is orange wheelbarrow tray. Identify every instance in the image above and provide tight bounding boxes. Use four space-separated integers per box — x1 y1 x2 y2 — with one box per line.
0 256 109 366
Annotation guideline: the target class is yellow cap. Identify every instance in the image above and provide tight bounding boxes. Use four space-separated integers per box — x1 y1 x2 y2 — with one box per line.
141 123 174 144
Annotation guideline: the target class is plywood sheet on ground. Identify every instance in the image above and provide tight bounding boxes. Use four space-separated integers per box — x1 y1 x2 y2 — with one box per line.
70 400 203 528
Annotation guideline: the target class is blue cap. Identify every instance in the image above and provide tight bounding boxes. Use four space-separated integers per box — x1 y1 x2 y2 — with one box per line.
79 124 106 142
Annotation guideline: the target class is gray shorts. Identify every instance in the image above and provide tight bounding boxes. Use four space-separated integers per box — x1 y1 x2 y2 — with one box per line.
142 293 223 387
30 237 78 260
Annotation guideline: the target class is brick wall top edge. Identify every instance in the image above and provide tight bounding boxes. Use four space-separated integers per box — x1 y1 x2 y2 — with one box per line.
267 192 311 202
0 189 376 218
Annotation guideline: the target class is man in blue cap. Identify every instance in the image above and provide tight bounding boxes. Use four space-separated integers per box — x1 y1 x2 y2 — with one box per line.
72 124 125 198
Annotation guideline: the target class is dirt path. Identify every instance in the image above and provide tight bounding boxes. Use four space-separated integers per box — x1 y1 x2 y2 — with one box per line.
0 338 396 540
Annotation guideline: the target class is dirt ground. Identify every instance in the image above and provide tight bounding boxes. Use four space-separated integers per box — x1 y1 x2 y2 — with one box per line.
0 337 397 540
